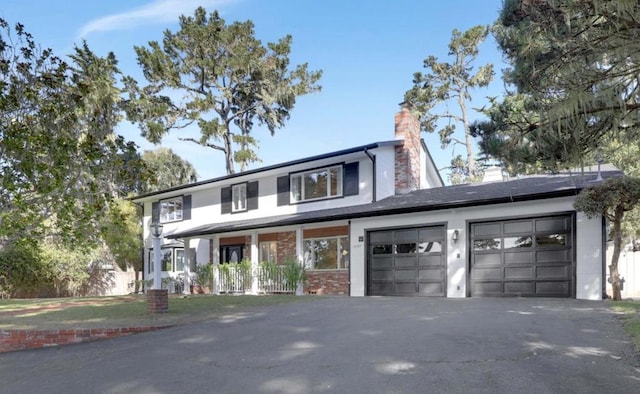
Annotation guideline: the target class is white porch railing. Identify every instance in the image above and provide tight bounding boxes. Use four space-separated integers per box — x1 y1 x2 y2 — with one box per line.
214 264 297 294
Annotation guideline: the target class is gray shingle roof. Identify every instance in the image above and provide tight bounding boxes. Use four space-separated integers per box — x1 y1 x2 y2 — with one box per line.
166 170 620 239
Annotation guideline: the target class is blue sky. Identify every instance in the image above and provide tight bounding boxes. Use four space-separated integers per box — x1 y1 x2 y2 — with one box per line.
1 0 508 182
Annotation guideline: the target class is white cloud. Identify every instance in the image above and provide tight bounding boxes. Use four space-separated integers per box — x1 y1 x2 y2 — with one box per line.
77 0 234 39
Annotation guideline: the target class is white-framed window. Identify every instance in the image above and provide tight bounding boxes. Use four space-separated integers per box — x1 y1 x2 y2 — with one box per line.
232 183 247 212
259 241 278 263
148 248 196 273
304 236 349 270
290 166 342 203
160 197 183 222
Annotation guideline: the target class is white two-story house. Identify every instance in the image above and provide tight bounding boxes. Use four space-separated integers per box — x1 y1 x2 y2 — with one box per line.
132 104 614 299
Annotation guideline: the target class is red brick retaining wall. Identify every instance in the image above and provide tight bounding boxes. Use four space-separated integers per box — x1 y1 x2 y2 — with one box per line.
0 326 169 353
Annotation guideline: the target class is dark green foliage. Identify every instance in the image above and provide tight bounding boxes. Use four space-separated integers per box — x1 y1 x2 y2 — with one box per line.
574 177 640 300
0 19 145 245
405 25 494 183
126 7 322 175
141 148 198 193
489 0 640 170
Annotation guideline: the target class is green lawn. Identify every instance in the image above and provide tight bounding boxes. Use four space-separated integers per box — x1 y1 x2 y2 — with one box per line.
611 301 640 350
0 295 316 330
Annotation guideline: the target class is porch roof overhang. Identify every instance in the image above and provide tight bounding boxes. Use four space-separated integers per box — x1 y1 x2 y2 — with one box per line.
166 170 620 239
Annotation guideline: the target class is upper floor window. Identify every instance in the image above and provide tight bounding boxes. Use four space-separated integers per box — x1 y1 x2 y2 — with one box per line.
291 166 342 203
160 197 183 222
232 183 247 212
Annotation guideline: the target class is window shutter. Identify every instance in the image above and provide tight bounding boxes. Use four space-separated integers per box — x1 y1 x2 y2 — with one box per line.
151 201 160 223
343 162 360 196
247 181 259 210
221 186 232 214
277 176 290 206
182 195 192 220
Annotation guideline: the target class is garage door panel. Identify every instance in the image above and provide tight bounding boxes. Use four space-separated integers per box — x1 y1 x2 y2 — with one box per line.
537 265 570 279
371 257 393 268
419 255 444 266
536 250 570 263
472 267 502 280
370 282 393 294
418 282 443 295
395 269 418 280
473 223 501 236
504 266 534 279
536 217 570 233
419 227 443 240
472 282 502 294
473 253 502 266
418 268 443 280
471 215 573 298
536 281 569 295
395 282 416 293
368 225 446 297
371 270 393 280
504 251 534 264
504 281 535 294
504 221 533 234
395 256 417 267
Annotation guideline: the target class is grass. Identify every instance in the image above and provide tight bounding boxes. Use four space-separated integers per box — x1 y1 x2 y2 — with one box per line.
0 294 317 330
611 301 640 350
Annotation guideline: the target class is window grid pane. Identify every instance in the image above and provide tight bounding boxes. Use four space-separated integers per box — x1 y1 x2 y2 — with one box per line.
232 184 247 212
160 197 183 222
291 166 343 203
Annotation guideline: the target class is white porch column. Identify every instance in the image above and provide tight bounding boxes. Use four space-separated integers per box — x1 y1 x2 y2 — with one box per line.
183 237 192 295
212 235 220 295
251 231 259 295
295 226 304 295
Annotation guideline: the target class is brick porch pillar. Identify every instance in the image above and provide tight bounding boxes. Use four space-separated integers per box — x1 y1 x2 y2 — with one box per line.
147 289 169 313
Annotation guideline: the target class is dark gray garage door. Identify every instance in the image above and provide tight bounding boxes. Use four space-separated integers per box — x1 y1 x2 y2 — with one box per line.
470 215 574 297
368 226 446 296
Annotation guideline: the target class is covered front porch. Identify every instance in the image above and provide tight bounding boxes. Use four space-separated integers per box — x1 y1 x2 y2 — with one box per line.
161 221 351 296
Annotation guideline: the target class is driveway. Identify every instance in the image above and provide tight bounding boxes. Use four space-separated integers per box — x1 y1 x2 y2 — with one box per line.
1 297 639 393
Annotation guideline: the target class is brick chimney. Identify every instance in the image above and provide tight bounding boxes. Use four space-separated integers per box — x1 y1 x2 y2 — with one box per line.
394 102 421 194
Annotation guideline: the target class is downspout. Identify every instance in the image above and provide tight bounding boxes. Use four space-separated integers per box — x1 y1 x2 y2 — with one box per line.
348 220 352 296
602 215 608 299
364 148 376 202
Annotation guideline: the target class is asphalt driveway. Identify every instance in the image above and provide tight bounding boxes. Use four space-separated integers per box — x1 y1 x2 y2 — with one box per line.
1 297 639 394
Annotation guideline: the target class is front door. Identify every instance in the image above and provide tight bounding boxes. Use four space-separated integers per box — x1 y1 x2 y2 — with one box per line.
221 245 244 263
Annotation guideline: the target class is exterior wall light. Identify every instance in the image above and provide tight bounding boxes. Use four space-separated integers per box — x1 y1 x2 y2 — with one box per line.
452 229 459 243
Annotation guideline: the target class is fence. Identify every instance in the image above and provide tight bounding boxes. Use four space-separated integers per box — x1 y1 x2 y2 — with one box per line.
214 263 297 295
606 247 640 299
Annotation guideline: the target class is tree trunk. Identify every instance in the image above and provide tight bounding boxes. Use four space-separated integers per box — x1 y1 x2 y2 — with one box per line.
610 207 624 300
458 92 475 179
223 132 235 175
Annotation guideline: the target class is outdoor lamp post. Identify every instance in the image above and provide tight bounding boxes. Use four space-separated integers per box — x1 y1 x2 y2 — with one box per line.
150 221 164 290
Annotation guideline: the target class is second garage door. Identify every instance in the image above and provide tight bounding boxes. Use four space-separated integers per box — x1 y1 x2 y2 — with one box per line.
368 226 446 296
470 215 574 297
